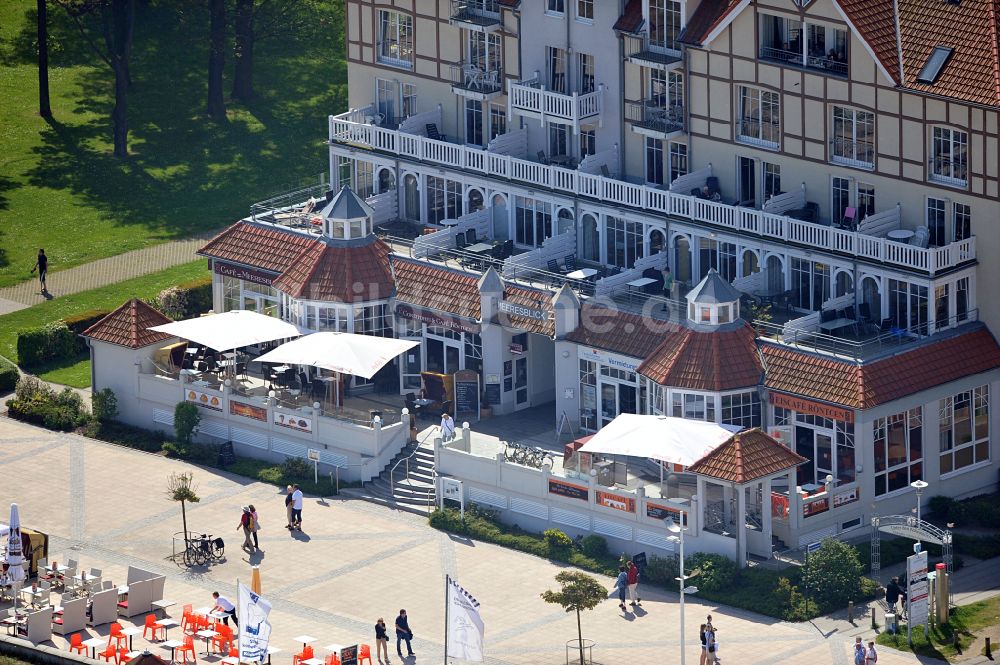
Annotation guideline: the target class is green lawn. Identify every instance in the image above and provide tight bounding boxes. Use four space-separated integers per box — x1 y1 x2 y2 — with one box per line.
0 260 208 388
876 595 1000 661
0 0 345 288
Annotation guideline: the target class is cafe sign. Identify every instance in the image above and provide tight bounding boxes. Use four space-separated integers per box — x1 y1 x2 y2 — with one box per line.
770 392 854 424
213 260 277 287
274 412 312 434
596 491 635 513
499 300 548 321
394 303 480 334
186 388 223 411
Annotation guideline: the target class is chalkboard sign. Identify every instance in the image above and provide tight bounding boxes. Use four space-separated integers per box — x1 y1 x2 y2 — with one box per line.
453 370 480 420
218 441 236 467
484 383 501 407
632 552 647 569
339 645 358 665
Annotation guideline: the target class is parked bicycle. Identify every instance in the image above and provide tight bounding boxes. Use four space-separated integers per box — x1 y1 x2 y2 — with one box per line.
183 533 225 567
502 442 554 469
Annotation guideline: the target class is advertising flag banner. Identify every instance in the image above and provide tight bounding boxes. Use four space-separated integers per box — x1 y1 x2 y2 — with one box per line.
446 577 484 662
907 550 929 628
237 581 273 662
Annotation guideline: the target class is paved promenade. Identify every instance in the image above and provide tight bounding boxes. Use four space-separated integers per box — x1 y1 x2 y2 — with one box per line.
0 417 963 664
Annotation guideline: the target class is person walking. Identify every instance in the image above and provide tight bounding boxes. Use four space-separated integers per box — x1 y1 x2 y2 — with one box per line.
375 617 390 663
885 577 902 615
284 485 294 529
865 640 878 664
626 560 641 606
249 504 261 552
237 506 254 552
699 624 708 665
395 609 414 657
440 412 456 442
290 484 304 530
30 249 48 293
854 637 866 665
705 625 719 664
211 591 238 627
614 566 628 611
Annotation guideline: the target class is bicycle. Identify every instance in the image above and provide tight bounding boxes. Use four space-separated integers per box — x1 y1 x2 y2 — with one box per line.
183 533 225 567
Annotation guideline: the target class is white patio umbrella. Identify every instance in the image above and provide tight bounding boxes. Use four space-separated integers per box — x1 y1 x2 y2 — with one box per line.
254 332 419 407
148 310 308 351
5 503 25 612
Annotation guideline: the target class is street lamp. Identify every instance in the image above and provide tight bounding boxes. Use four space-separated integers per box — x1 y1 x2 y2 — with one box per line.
911 479 928 545
666 509 696 665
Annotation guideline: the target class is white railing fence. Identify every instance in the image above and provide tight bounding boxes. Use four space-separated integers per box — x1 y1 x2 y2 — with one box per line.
411 208 492 259
501 230 576 278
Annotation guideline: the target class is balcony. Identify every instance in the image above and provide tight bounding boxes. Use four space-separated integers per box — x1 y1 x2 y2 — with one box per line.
830 137 875 170
328 109 977 276
507 77 603 128
625 99 684 138
758 46 848 76
928 157 968 188
450 0 501 32
449 61 503 100
624 33 682 69
736 117 780 149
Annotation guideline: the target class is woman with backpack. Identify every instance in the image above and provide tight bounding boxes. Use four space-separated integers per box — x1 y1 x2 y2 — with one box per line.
249 504 261 552
237 506 254 552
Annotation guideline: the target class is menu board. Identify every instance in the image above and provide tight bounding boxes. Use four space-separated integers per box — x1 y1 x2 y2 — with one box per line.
339 645 358 665
218 442 236 466
454 370 480 419
484 383 501 407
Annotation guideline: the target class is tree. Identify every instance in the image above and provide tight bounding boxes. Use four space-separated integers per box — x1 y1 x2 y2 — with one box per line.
56 0 135 157
541 571 607 665
37 0 52 119
206 0 226 118
230 0 317 102
801 538 864 611
174 401 201 445
231 0 254 101
166 472 200 540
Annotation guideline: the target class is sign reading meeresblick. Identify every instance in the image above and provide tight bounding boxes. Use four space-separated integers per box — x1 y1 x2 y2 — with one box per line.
498 300 547 320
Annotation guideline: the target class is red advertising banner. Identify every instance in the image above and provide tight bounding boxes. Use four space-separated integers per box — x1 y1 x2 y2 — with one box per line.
646 501 688 524
230 400 267 422
596 491 635 513
548 479 589 501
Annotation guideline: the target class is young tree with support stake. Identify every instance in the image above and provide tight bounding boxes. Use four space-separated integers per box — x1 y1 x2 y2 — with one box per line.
541 571 607 665
166 472 200 541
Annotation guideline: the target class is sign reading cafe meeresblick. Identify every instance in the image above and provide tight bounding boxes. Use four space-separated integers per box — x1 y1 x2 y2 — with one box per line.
213 260 278 286
498 300 547 321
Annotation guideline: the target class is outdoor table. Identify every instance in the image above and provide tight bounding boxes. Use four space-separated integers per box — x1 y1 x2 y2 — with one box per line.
465 242 493 254
566 268 598 280
152 599 176 617
302 659 325 665
549 154 574 167
221 657 241 665
83 636 107 658
44 564 70 574
440 219 459 227
323 644 344 655
818 317 857 334
157 617 180 639
121 625 143 650
266 646 282 665
751 287 783 305
19 587 45 606
625 277 657 304
293 636 318 649
161 639 184 664
887 229 915 242
196 629 219 655
118 585 129 596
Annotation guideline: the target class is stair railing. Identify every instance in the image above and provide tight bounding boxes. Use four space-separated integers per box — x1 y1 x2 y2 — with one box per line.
389 426 438 505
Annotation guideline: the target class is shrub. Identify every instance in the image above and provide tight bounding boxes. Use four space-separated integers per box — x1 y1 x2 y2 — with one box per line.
579 534 608 559
92 388 118 422
6 378 89 432
642 554 680 587
281 456 313 480
16 322 78 368
686 552 737 592
62 309 110 354
543 528 573 550
82 419 166 452
174 401 201 445
958 494 1000 529
928 495 957 522
157 277 212 319
0 356 18 392
801 539 865 611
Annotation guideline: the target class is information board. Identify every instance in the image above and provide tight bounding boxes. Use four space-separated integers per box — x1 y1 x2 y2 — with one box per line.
454 370 480 420
339 645 358 665
218 442 236 466
484 383 501 407
907 550 929 629
548 479 589 501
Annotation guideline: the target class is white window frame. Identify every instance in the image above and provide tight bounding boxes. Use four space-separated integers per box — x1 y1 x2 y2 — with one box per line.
929 126 968 187
546 0 566 16
873 408 923 499
939 385 990 477
830 106 875 170
736 86 780 149
576 0 594 23
377 10 414 69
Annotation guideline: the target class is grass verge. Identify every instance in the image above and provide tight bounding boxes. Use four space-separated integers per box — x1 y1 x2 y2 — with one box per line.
876 595 1000 662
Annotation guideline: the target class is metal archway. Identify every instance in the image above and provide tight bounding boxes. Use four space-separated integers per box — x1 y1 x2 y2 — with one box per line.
871 514 953 607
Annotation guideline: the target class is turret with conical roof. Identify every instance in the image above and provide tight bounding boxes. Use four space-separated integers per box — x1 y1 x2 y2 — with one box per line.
685 268 742 327
320 186 376 241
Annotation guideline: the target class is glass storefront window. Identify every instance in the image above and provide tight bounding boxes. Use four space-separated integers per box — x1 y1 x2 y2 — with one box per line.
873 408 921 497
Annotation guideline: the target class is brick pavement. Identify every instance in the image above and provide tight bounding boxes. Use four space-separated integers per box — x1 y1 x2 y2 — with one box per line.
0 238 209 315
0 417 957 665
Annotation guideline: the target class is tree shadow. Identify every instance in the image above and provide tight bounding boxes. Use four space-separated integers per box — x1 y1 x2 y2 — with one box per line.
22 0 347 240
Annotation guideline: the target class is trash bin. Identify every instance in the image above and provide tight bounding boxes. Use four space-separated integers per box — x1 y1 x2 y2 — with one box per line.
885 612 898 634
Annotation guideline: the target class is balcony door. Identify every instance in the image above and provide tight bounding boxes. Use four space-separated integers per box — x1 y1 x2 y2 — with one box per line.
469 31 501 75
737 156 757 206
547 47 568 93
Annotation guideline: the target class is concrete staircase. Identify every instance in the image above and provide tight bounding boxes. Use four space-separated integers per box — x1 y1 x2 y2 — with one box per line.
340 438 437 515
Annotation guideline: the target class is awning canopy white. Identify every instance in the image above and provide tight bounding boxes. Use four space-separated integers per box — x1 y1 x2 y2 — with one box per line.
148 311 308 351
578 414 740 468
254 332 419 379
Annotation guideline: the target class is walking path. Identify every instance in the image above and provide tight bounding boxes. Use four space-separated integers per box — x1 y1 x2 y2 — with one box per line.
5 418 997 665
0 237 209 315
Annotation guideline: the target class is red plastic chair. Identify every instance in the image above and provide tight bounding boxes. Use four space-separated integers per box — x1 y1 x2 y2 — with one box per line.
97 644 119 664
181 605 196 634
357 644 372 665
108 622 128 650
212 624 233 653
293 645 314 665
176 636 197 665
144 614 165 640
323 654 340 665
119 648 133 665
69 633 87 656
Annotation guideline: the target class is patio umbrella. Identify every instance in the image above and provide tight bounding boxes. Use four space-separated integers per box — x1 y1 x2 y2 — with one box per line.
4 503 25 584
148 310 308 352
251 565 262 595
254 332 419 408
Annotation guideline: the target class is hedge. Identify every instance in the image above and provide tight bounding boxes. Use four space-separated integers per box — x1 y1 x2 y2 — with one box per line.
0 356 18 392
62 309 111 354
15 322 77 368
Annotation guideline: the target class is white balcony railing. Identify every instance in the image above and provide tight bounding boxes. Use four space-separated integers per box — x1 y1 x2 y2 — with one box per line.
328 111 977 276
507 79 603 126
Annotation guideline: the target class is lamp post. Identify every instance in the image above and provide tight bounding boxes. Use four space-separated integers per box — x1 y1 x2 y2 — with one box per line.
666 508 696 665
910 479 928 545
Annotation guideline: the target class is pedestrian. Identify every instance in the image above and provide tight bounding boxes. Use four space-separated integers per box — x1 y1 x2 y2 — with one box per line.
30 249 48 293
662 265 674 298
865 640 878 664
291 484 303 530
854 637 866 665
211 591 238 627
284 485 294 529
440 412 456 442
237 506 254 552
249 504 261 552
706 625 719 664
395 609 414 657
885 576 902 614
375 617 390 663
699 624 708 665
626 560 641 606
614 565 628 611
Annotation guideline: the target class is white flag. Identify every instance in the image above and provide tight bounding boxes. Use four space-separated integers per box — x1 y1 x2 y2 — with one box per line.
237 582 273 662
446 577 484 662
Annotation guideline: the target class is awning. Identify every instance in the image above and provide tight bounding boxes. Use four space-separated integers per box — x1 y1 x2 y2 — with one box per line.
578 414 740 468
254 332 419 379
148 311 307 351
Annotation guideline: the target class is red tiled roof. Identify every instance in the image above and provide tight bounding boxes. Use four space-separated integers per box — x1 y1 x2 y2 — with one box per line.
761 326 1000 409
614 0 644 33
392 258 481 319
837 0 901 82
272 237 395 303
638 322 762 390
198 222 317 275
567 305 676 360
502 284 555 337
688 428 808 484
82 299 173 349
679 0 745 45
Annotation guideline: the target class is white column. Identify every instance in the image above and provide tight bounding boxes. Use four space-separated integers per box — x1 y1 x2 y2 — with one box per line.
736 483 748 567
